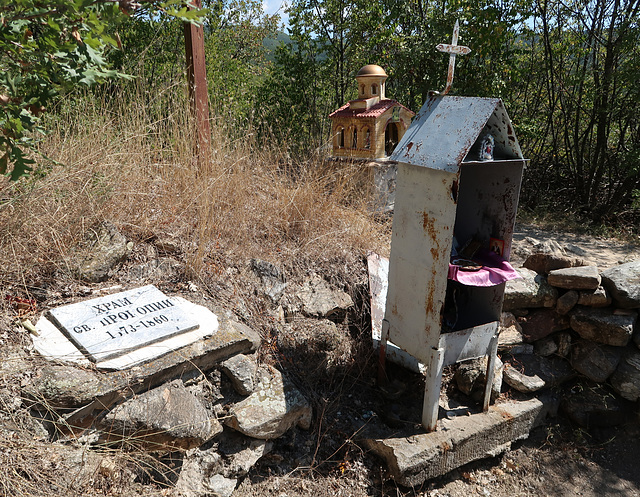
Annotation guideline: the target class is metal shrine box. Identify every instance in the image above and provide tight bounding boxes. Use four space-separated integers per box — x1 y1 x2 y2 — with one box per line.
382 94 526 431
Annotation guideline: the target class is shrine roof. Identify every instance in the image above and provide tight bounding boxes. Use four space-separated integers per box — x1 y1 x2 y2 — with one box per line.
389 95 524 172
329 99 415 119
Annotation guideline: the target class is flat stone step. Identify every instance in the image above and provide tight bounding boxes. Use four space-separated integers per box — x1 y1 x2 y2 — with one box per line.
360 397 554 487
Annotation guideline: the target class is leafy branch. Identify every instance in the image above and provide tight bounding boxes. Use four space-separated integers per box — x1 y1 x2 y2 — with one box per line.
0 0 207 180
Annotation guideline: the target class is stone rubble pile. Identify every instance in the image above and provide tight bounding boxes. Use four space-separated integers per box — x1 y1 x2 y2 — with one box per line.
3 220 638 494
2 246 357 497
11 331 313 497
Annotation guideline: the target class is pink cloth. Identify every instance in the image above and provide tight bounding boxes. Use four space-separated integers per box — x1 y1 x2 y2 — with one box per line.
448 249 520 287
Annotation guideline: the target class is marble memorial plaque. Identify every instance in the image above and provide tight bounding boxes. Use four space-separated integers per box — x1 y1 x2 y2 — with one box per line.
46 285 200 362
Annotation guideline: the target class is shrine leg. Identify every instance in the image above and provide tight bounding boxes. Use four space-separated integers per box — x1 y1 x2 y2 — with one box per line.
483 333 500 412
422 346 445 432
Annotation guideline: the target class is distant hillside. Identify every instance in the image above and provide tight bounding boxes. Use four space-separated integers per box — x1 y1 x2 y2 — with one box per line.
263 31 292 61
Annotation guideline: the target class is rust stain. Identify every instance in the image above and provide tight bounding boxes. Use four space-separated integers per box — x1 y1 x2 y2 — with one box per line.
422 210 441 319
439 302 446 328
425 277 437 317
455 147 467 165
407 141 414 152
498 409 514 421
426 294 435 317
422 212 440 251
422 211 433 236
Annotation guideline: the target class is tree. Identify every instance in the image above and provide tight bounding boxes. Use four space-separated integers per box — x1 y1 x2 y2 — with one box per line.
0 0 205 180
521 0 640 220
203 0 279 129
260 0 529 152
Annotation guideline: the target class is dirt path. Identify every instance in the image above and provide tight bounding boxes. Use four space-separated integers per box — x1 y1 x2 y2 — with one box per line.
512 223 640 269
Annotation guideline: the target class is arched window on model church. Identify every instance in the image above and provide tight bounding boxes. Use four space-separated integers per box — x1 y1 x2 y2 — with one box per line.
337 127 345 148
352 127 358 149
363 127 371 149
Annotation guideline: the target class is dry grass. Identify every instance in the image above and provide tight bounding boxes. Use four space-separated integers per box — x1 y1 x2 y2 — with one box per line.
0 80 390 293
0 78 390 305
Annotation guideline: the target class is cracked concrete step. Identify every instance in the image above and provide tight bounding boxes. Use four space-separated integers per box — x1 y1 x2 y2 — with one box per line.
360 397 555 487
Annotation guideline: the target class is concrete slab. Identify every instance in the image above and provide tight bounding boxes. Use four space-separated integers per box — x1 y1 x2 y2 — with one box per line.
360 397 553 487
34 296 216 370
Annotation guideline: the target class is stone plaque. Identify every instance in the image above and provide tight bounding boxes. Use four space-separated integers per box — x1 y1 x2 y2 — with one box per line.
46 285 200 363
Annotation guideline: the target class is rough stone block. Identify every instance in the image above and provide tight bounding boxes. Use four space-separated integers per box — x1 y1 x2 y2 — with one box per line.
519 309 570 343
570 340 622 383
503 354 574 393
360 398 552 487
548 265 601 290
498 313 524 352
250 259 287 303
601 261 640 309
221 354 257 396
503 268 558 311
556 332 572 357
297 274 354 319
534 336 558 357
176 430 272 497
454 356 503 401
225 365 311 439
72 221 132 283
556 290 579 315
610 347 640 402
578 286 612 308
570 307 636 347
101 379 221 450
523 253 583 275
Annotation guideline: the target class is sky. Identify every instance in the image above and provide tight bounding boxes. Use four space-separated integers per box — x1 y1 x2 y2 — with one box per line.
263 0 290 29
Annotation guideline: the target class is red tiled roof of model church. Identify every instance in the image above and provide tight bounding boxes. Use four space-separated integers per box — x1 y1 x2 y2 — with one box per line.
328 99 415 119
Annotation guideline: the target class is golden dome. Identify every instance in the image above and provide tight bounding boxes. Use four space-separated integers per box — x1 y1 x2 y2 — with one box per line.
356 64 387 77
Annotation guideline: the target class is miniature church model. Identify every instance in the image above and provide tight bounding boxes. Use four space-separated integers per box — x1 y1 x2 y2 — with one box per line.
329 65 415 159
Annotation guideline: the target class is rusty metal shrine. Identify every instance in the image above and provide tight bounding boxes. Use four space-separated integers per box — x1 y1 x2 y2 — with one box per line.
377 23 527 432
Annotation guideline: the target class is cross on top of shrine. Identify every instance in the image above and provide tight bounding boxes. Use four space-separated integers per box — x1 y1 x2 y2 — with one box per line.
436 20 471 95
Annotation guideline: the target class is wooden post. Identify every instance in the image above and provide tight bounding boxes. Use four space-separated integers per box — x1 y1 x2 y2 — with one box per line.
184 0 211 168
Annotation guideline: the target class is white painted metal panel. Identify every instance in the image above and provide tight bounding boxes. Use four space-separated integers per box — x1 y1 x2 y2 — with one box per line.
384 163 458 364
438 322 499 366
367 252 425 373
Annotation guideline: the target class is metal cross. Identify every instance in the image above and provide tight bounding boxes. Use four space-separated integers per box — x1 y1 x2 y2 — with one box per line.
436 20 471 95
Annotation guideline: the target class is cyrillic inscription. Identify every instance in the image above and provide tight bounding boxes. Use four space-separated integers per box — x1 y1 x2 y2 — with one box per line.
46 285 199 362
